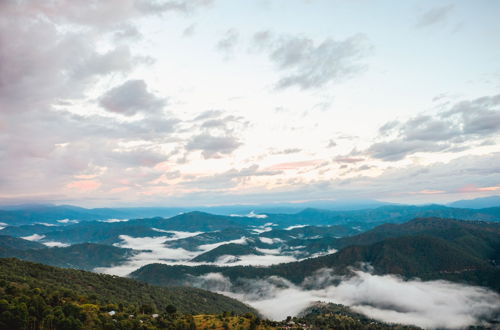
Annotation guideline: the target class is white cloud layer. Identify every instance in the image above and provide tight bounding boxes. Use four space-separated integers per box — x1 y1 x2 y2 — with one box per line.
191 269 500 329
95 234 299 276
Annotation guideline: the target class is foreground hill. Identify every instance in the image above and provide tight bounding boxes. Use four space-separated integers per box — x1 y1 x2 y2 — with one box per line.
132 218 500 292
0 258 256 316
0 258 416 330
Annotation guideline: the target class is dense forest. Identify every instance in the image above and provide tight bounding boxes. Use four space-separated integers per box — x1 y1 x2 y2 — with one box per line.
0 258 257 329
0 258 427 330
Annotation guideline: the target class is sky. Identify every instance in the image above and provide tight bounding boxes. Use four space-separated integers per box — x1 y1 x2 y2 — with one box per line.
0 0 499 207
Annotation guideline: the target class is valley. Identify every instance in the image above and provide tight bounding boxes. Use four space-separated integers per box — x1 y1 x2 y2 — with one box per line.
1 202 500 328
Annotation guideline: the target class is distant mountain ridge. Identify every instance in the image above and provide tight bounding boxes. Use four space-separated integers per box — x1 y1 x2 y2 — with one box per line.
448 195 500 209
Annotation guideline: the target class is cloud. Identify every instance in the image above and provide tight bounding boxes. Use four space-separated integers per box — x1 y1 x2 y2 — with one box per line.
0 0 228 203
182 165 281 189
57 219 79 224
253 31 371 89
21 234 45 241
368 140 448 161
43 241 70 248
0 0 173 197
269 148 302 155
99 80 166 116
216 29 239 56
186 134 241 158
269 160 323 171
445 94 500 135
96 234 296 276
182 23 196 37
364 93 500 161
334 157 364 164
191 269 500 328
135 0 215 15
96 235 201 276
67 180 102 192
416 4 455 28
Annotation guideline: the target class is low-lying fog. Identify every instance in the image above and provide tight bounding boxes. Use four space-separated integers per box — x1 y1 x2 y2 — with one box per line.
91 231 500 329
94 232 299 276
192 269 500 329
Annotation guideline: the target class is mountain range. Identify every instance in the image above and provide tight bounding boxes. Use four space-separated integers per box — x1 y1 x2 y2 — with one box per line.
1 201 500 328
130 217 500 292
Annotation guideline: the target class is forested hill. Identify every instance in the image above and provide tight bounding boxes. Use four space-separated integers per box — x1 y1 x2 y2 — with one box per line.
0 258 417 330
0 258 256 316
0 243 137 271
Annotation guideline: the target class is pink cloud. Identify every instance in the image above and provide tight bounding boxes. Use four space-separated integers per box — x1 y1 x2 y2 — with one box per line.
66 180 101 192
458 184 500 193
109 187 130 193
415 189 446 195
268 160 323 171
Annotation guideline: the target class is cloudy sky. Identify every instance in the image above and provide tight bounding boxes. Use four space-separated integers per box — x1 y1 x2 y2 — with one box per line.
1 0 499 207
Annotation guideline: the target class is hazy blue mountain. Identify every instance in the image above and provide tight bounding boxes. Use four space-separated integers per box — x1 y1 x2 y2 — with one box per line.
448 195 500 209
0 235 45 250
0 200 389 226
0 243 137 270
0 223 65 237
0 204 130 225
263 205 500 229
42 223 170 244
3 202 500 229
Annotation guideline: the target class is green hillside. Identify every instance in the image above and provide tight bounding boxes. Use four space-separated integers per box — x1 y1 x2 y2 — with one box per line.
332 217 500 253
0 235 45 250
192 243 263 262
0 243 137 271
0 258 256 315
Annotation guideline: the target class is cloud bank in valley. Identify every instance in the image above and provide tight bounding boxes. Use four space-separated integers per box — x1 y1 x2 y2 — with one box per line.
95 234 298 276
191 269 500 329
